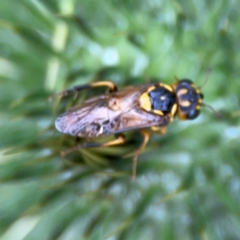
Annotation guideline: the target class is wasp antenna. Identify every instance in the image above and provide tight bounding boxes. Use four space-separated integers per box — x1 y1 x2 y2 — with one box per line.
202 102 222 118
198 68 212 89
174 76 180 82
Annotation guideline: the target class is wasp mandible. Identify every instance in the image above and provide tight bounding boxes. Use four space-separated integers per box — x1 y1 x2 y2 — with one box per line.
53 75 216 180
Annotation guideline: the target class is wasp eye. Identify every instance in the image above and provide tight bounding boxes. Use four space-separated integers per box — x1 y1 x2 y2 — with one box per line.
180 79 193 85
187 109 200 119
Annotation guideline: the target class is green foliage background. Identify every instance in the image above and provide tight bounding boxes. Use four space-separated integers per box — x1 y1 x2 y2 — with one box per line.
1 0 240 239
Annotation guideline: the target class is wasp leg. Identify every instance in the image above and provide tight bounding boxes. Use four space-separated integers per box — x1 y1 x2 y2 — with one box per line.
131 129 150 181
150 126 167 135
49 81 118 100
61 134 125 157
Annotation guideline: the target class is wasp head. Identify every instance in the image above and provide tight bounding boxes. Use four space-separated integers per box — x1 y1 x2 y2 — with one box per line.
172 79 203 120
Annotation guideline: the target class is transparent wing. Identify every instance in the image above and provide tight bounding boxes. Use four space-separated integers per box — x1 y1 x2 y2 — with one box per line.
55 84 171 138
55 95 110 136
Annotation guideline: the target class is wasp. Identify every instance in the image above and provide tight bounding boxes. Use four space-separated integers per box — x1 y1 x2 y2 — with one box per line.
53 76 216 180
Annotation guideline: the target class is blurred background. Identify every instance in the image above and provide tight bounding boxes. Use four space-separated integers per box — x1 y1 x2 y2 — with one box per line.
1 0 240 239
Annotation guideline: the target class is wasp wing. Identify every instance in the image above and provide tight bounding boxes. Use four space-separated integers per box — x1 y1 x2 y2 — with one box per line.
55 95 111 137
55 84 171 138
113 109 170 134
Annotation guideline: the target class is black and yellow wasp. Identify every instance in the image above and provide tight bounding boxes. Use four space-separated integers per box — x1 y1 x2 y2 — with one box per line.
53 76 215 179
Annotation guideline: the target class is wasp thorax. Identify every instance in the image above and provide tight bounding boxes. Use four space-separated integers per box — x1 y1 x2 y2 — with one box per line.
139 84 178 117
173 79 204 120
148 87 176 113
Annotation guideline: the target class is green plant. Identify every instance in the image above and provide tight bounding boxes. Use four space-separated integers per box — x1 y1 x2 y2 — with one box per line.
1 1 240 239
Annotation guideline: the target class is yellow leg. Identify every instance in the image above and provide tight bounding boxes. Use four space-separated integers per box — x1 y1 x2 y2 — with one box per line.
49 80 118 101
61 134 125 157
85 81 118 92
128 127 167 180
131 130 150 181
150 126 167 135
